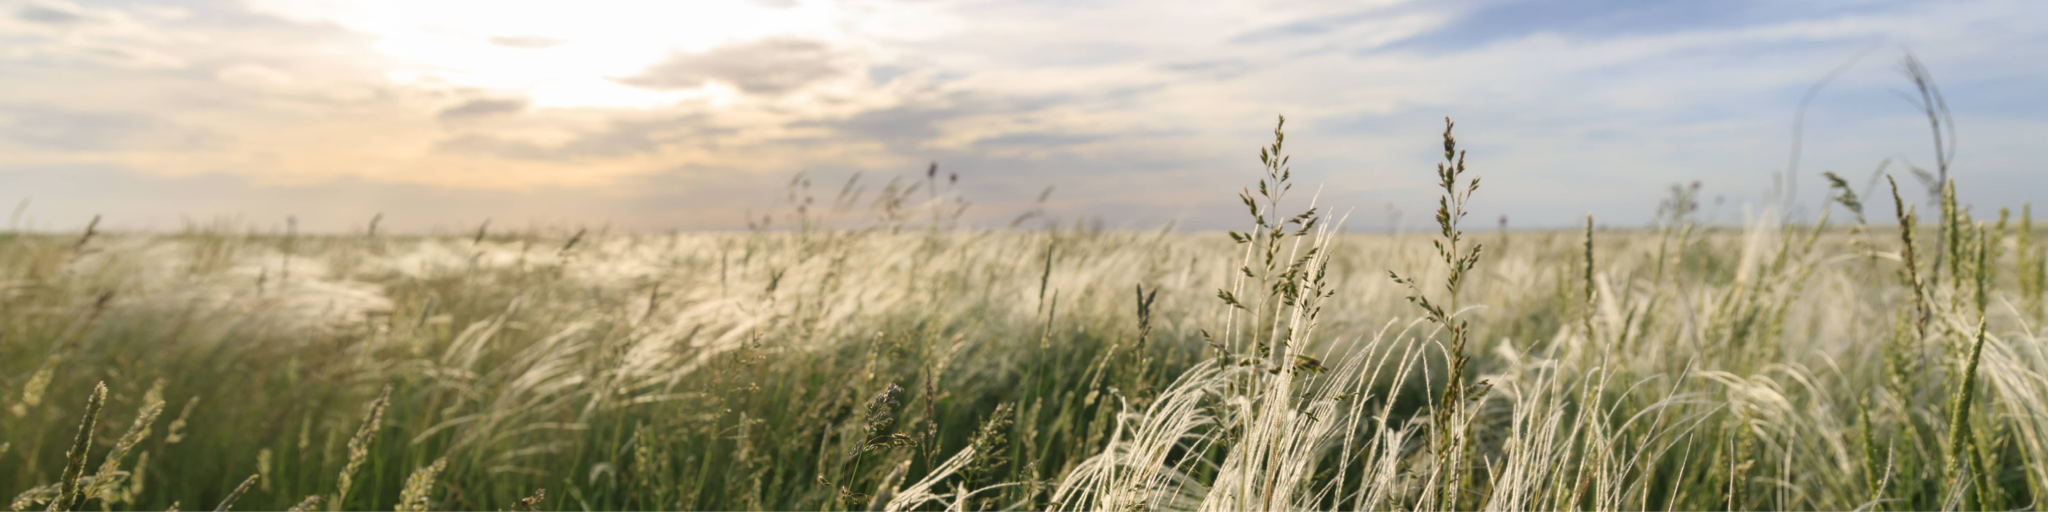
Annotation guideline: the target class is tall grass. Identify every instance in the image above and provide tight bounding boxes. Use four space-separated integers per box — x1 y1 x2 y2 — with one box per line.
3 76 2047 512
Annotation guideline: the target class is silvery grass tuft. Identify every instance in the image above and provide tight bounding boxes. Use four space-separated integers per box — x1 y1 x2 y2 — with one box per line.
1052 116 1442 511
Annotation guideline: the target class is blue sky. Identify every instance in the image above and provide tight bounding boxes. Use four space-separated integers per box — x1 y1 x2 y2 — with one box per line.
0 0 2042 232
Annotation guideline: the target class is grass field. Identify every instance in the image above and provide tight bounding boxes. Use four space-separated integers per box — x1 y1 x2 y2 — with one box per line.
3 117 2046 511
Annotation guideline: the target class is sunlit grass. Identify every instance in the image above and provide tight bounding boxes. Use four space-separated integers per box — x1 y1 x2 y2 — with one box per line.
2 110 2046 511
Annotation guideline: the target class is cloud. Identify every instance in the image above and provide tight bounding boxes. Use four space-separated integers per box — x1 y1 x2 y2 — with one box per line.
803 103 954 148
435 114 734 161
15 4 86 25
1380 0 1883 53
1158 59 1252 81
438 98 529 120
215 64 293 87
867 65 910 85
0 104 213 152
974 132 1106 149
0 160 836 232
616 37 842 95
788 87 1100 150
0 0 196 68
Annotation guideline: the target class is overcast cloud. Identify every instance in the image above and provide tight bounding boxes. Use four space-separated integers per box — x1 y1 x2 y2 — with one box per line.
0 0 2042 233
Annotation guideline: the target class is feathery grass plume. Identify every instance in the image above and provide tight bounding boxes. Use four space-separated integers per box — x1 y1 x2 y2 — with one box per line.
164 501 177 512
87 380 165 503
50 382 107 512
868 460 910 512
11 94 2048 511
213 474 257 511
1054 114 1398 512
1052 362 1226 511
1388 116 1484 510
284 496 321 512
164 396 198 444
395 457 448 512
880 445 980 512
336 384 393 506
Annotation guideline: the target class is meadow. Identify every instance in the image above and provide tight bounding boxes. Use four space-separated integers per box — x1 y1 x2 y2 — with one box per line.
2 115 2046 511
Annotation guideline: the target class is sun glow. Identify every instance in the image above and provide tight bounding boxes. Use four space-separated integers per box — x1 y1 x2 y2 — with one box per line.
244 0 849 108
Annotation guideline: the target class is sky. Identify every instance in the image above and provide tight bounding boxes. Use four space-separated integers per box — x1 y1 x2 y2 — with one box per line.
0 0 2043 233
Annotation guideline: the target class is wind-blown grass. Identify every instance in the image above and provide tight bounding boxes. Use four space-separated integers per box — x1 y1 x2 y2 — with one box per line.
2 107 2046 511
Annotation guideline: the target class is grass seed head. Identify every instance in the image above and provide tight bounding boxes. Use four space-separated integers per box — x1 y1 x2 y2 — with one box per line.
51 381 108 512
396 457 449 512
87 381 165 503
337 384 393 505
864 383 904 438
